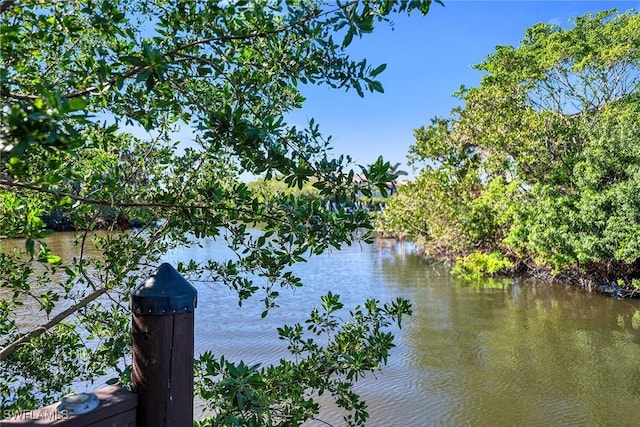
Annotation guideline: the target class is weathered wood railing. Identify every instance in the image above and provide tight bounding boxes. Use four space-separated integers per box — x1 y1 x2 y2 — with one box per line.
1 386 137 426
1 263 197 427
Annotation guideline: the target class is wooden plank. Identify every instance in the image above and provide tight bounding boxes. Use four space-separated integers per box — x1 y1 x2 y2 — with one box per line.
1 386 137 426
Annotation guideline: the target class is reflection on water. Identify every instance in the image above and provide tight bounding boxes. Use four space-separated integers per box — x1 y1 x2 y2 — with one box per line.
0 232 106 331
4 234 640 426
0 231 105 262
371 244 640 427
174 237 640 426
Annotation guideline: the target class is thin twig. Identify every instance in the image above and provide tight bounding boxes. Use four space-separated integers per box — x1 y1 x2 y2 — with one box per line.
0 178 281 222
0 285 110 361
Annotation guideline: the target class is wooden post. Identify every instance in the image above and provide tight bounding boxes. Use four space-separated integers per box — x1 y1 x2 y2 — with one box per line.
130 263 197 427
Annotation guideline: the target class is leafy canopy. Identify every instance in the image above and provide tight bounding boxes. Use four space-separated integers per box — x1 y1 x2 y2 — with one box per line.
379 9 640 290
0 0 441 424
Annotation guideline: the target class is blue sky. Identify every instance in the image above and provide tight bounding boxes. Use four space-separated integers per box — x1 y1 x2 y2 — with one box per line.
287 0 639 176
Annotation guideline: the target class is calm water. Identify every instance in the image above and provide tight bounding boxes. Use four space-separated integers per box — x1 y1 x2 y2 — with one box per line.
3 233 640 426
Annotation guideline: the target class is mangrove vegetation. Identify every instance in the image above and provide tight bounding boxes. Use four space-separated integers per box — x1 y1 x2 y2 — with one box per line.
379 9 640 297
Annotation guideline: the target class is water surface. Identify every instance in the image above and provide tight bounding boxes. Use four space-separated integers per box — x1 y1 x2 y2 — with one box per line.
168 237 640 426
3 234 640 426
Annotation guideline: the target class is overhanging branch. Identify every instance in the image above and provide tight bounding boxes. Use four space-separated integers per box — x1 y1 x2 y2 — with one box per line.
0 286 109 361
0 0 14 14
0 178 281 222
4 2 345 101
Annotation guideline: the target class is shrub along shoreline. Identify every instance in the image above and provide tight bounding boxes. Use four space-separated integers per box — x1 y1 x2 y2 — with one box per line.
378 10 640 299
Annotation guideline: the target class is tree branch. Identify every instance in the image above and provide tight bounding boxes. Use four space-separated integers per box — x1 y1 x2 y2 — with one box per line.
0 178 281 222
0 286 109 361
4 2 352 101
0 196 187 362
0 0 14 14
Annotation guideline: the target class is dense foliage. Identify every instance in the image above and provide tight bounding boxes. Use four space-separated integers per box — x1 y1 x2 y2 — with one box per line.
380 9 640 294
248 175 325 203
0 1 441 424
248 157 403 211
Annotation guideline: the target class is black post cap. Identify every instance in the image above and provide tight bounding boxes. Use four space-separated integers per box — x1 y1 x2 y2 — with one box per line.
131 263 197 316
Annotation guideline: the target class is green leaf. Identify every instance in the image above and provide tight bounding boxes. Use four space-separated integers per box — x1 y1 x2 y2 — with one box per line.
46 255 62 265
58 196 74 207
343 28 355 48
370 80 384 93
25 238 35 257
370 63 387 77
354 81 364 98
67 97 87 111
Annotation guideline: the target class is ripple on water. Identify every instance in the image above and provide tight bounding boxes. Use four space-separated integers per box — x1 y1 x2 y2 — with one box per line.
304 370 454 426
16 234 640 426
